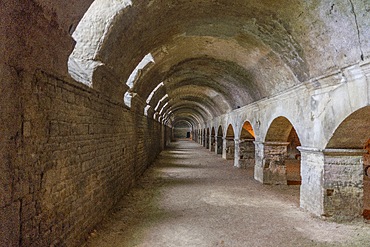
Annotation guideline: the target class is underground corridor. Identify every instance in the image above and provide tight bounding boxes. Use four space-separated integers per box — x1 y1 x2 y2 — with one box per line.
85 140 370 247
1 1 370 246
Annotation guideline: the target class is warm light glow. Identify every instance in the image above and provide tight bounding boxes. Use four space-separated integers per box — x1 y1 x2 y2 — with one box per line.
242 122 255 137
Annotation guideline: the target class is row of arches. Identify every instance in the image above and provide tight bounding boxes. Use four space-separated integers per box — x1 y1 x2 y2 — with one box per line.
194 117 301 185
192 107 370 222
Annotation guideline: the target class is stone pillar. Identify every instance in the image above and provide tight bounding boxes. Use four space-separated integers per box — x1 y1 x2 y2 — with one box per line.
206 134 210 149
234 139 240 167
239 139 255 169
222 137 227 159
254 141 264 183
299 147 365 221
263 142 289 185
216 135 223 155
222 137 234 160
210 135 215 152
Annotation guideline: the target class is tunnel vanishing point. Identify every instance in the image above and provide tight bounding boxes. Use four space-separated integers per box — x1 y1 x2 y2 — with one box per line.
1 0 370 246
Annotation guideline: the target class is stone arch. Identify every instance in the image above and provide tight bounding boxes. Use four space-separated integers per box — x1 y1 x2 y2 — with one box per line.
239 121 256 169
241 121 255 139
323 106 370 220
216 126 223 155
223 124 235 160
68 0 132 86
326 106 370 149
263 116 302 185
265 117 295 142
226 124 235 138
124 53 155 108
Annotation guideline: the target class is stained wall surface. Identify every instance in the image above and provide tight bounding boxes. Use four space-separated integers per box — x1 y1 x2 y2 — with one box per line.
0 69 169 247
1 1 169 246
1 0 370 246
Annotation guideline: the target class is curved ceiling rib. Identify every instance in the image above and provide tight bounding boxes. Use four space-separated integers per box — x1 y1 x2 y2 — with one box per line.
163 102 212 123
173 116 197 127
158 86 229 116
161 102 211 123
70 0 366 127
171 109 205 127
173 119 193 129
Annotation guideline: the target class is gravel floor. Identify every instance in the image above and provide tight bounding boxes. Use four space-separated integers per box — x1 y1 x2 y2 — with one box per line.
86 140 370 247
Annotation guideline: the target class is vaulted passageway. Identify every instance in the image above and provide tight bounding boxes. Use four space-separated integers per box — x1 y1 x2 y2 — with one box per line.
2 1 370 246
86 140 370 247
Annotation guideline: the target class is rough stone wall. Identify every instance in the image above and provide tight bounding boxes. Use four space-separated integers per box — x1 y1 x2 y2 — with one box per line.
323 155 363 221
239 140 255 168
287 128 301 159
0 64 22 247
206 136 210 149
364 141 370 219
263 144 288 185
299 150 325 217
174 128 189 139
210 136 215 152
225 139 235 160
216 137 223 155
0 69 166 247
285 159 301 184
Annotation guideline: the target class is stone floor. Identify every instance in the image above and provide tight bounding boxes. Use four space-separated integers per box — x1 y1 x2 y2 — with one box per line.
85 140 370 247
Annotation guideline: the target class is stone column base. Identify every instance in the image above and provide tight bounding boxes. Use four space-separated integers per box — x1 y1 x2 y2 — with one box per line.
299 147 366 221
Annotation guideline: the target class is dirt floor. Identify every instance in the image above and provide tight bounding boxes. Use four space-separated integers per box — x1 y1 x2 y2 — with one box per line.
85 140 370 247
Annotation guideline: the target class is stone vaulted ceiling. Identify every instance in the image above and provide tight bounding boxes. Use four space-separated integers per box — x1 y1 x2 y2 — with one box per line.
69 0 369 128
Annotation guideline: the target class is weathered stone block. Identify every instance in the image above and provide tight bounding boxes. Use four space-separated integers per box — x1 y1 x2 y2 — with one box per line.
298 147 325 217
262 142 289 185
92 64 129 103
322 153 364 221
0 201 20 247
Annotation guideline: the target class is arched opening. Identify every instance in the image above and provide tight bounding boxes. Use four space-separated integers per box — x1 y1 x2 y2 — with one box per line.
206 128 210 149
285 128 302 185
324 106 370 221
216 126 223 155
239 121 256 170
173 121 192 139
223 124 235 160
264 116 301 186
210 127 216 152
124 53 155 107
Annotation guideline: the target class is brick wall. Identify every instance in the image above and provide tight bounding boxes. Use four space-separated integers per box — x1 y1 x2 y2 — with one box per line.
239 140 255 168
1 69 169 247
174 128 190 139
